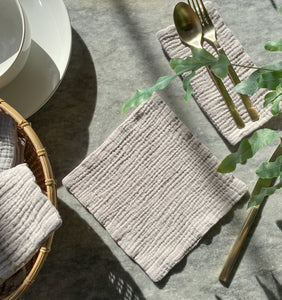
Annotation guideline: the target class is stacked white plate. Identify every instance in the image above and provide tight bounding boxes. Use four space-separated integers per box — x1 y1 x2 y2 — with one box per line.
0 0 72 118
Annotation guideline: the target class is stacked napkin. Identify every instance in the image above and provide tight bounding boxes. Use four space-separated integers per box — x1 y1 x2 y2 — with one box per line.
0 164 62 285
63 93 247 282
0 114 25 172
0 113 62 286
0 114 19 172
157 1 273 146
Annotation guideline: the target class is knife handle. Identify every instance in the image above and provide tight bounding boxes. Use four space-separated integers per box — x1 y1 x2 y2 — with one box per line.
216 47 259 122
206 66 245 129
218 205 259 283
219 145 282 284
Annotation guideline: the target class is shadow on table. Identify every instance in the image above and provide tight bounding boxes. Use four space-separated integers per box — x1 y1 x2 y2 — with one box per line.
256 272 282 300
22 200 145 300
276 220 282 230
156 192 250 288
28 28 96 185
269 0 279 10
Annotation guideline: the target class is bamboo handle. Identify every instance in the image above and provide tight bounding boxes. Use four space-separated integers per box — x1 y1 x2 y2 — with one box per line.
219 205 259 283
219 144 282 284
217 47 259 122
207 67 245 129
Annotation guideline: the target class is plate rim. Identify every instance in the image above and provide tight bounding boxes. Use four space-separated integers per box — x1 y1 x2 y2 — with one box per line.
0 0 72 118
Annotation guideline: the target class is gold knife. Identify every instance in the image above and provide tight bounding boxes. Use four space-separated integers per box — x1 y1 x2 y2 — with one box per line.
219 144 282 284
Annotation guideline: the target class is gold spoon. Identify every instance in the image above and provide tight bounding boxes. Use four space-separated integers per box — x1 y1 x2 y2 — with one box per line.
173 2 245 129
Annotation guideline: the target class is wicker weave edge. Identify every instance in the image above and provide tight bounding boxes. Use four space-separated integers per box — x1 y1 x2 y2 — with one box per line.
0 99 58 300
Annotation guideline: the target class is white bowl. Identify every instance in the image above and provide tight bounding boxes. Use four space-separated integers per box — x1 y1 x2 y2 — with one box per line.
0 0 31 88
0 0 72 118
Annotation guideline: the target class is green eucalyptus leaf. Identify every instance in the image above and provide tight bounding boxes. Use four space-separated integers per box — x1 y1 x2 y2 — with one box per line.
190 47 217 65
169 57 183 69
183 71 196 102
170 47 218 74
256 155 282 178
121 88 153 114
233 70 261 95
264 91 277 107
233 61 282 95
279 6 282 14
217 129 277 173
122 47 237 113
233 79 259 95
121 74 177 113
210 54 230 78
265 39 282 51
153 74 178 90
170 57 202 74
257 70 282 90
270 95 282 116
248 128 277 153
264 83 282 115
217 139 249 173
248 179 282 207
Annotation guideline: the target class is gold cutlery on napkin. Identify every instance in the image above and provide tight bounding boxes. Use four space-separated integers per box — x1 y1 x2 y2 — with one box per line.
187 0 259 122
173 2 245 129
158 2 273 146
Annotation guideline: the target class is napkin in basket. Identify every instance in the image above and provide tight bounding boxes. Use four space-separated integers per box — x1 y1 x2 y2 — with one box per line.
63 93 247 282
157 1 274 146
0 163 62 285
0 113 24 172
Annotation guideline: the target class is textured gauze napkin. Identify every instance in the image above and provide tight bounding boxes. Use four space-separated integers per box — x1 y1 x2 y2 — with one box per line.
0 163 62 285
0 113 24 172
63 93 247 282
0 112 26 294
157 1 274 146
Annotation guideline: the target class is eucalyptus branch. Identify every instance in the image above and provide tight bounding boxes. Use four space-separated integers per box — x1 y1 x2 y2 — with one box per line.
121 18 282 207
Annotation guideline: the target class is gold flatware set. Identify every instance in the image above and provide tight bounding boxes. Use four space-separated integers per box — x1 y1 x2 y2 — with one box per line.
173 0 263 285
173 1 259 128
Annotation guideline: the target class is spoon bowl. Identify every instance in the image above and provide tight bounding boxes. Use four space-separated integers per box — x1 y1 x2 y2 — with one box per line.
173 2 202 49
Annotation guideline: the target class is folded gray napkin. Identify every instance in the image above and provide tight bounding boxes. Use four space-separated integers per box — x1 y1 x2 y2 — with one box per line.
0 163 62 285
0 113 23 172
157 1 273 146
63 93 247 282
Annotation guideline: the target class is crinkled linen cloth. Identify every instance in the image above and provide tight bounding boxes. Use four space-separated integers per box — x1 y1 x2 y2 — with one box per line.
0 113 24 172
157 1 274 146
0 164 62 284
0 112 26 292
63 93 247 282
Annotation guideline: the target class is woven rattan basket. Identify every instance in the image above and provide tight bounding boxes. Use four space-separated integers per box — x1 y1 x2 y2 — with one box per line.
0 99 57 300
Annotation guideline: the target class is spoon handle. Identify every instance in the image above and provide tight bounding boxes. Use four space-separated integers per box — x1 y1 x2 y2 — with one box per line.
206 66 245 129
211 42 259 122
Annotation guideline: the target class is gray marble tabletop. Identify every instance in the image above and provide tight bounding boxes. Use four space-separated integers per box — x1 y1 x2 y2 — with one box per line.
22 0 282 299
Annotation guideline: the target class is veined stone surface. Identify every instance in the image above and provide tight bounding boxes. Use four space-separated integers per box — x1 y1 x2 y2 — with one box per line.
23 0 282 299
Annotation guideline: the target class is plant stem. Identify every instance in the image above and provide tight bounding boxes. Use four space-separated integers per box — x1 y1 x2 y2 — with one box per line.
231 63 277 72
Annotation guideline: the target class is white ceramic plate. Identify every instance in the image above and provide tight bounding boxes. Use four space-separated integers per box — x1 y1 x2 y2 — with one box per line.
0 0 72 118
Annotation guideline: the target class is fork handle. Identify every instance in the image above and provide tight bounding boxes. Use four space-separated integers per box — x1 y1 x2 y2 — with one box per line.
216 47 259 121
206 66 245 129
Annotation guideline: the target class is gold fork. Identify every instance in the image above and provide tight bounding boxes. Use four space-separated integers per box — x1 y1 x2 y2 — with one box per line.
188 0 260 121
